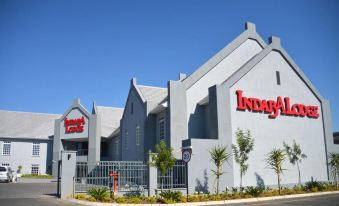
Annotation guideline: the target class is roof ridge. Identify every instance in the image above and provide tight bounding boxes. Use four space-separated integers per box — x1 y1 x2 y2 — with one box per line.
137 84 167 90
96 106 124 110
0 109 61 116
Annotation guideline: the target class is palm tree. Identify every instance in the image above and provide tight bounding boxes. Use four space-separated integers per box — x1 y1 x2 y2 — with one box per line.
209 145 231 194
265 148 286 194
283 140 307 186
232 129 254 196
328 152 339 189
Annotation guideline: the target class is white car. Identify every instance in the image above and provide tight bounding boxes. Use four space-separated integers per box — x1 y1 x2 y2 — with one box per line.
0 166 16 182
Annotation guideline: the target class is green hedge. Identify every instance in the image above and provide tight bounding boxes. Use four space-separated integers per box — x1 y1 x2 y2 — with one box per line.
21 174 53 179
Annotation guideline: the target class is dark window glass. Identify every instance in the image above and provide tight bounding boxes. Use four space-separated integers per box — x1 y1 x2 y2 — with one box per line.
0 167 6 172
276 71 281 85
131 103 134 114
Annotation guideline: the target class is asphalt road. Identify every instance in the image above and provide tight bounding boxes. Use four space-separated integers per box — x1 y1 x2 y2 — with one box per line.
0 181 81 206
0 181 339 206
226 193 339 206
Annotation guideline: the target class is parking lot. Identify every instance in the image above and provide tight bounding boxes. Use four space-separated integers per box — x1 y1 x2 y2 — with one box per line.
0 180 81 206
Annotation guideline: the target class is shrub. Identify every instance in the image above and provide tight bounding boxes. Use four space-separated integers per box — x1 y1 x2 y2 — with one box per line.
304 180 325 192
115 197 128 203
87 187 109 201
245 186 263 197
188 195 200 202
74 194 86 200
102 196 112 202
159 190 182 202
208 194 222 201
86 196 96 202
144 196 157 203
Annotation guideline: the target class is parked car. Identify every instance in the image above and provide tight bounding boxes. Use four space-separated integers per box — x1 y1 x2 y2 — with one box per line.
0 166 16 182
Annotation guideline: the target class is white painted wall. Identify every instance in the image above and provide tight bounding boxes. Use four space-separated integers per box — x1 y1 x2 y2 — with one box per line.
230 51 327 187
0 138 52 174
186 39 263 126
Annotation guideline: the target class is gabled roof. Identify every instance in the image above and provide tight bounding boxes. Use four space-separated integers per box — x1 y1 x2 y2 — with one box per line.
96 106 124 137
223 36 324 101
136 85 168 104
182 22 267 90
0 110 61 140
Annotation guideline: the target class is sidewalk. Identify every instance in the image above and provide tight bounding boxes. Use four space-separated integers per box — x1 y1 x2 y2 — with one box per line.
17 178 57 183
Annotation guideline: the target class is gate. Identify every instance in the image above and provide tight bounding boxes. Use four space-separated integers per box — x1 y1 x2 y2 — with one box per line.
75 161 148 193
157 160 187 189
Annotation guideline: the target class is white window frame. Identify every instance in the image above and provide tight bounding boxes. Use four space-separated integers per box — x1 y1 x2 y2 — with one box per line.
136 125 140 146
31 164 39 175
32 142 40 157
2 141 11 156
125 130 128 150
159 117 165 141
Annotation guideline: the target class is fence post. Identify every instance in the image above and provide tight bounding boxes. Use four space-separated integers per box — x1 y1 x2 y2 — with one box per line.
148 153 157 197
60 151 77 199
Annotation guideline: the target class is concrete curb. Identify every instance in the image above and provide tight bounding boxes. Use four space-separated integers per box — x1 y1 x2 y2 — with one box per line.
69 190 339 206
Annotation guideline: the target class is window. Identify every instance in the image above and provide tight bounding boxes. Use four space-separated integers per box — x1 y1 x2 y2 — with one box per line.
32 142 40 156
131 102 134 114
1 163 9 167
276 71 281 85
125 130 128 150
2 141 11 155
159 117 165 140
136 125 140 146
115 140 119 155
31 164 39 175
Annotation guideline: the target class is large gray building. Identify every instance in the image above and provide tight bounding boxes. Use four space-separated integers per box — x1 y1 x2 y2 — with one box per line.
1 23 338 194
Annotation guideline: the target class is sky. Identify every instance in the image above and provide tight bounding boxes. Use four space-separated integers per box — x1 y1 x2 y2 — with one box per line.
0 0 338 131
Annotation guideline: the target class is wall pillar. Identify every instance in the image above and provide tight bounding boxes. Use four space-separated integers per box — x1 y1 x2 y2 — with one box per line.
60 151 77 199
148 153 157 196
52 119 62 178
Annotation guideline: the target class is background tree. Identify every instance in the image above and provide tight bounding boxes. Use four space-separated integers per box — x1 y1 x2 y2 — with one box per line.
209 145 231 194
328 152 339 189
232 129 254 196
283 140 307 186
149 140 176 191
265 148 286 194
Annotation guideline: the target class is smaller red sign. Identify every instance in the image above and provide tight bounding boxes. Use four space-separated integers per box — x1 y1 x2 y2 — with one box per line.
64 116 86 133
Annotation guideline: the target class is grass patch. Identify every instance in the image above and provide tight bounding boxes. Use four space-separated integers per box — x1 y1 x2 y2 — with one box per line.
21 174 53 179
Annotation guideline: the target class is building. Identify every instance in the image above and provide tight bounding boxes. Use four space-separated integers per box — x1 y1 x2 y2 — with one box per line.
1 22 339 193
115 22 338 192
0 110 60 175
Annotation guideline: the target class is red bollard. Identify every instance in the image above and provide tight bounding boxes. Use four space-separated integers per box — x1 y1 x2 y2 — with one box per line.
109 172 119 193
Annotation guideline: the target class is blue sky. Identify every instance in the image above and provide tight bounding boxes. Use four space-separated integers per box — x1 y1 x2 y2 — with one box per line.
0 0 338 131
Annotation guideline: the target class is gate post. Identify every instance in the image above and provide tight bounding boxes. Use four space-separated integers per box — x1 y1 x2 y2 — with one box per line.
148 153 157 197
60 151 77 199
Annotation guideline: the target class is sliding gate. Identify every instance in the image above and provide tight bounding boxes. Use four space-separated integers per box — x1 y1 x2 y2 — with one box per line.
75 161 148 193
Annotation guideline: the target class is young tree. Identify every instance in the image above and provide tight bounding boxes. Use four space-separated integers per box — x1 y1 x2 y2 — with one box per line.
209 145 231 194
283 140 307 186
265 149 286 194
149 140 176 191
328 152 339 189
232 129 254 196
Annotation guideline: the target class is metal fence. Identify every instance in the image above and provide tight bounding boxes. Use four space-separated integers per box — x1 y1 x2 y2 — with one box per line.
75 161 148 193
157 160 187 189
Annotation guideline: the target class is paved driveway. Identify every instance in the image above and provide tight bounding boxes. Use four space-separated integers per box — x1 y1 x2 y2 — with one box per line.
0 181 80 206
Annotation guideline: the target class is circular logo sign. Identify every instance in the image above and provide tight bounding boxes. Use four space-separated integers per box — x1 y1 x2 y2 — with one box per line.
182 150 191 163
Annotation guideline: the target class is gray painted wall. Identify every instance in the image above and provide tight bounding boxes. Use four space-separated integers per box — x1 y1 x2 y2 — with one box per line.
120 84 146 161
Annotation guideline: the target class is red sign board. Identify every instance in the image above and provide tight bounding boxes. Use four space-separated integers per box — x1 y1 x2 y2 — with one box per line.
64 116 86 133
236 90 319 119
